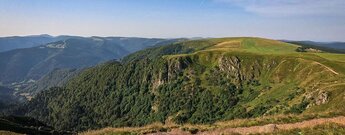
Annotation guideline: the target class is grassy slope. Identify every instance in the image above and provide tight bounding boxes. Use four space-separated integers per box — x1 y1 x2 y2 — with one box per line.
265 123 345 135
165 37 345 114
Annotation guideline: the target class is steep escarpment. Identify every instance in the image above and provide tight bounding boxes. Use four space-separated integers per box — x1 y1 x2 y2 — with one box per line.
21 38 345 131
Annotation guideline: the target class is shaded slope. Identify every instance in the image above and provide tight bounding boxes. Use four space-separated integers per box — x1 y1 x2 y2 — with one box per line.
0 37 183 84
0 86 18 112
0 35 60 52
0 115 73 135
21 68 82 97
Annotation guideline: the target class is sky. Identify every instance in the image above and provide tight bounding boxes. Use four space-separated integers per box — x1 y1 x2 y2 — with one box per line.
0 0 344 41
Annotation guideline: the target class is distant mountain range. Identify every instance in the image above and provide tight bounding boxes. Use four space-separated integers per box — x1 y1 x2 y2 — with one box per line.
0 36 185 85
295 41 345 49
282 40 345 53
0 34 73 52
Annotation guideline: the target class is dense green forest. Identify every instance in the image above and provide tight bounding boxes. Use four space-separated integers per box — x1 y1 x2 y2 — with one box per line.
22 68 81 96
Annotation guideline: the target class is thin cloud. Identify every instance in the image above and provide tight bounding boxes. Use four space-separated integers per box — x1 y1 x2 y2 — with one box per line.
215 0 345 16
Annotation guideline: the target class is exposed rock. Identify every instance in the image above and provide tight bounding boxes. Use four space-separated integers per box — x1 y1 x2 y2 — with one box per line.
152 73 165 92
315 91 329 105
167 57 191 81
305 91 329 108
251 61 262 79
305 92 313 100
218 56 242 82
218 55 262 84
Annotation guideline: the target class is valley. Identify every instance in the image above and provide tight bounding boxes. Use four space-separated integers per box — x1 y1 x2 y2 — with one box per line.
0 36 183 84
1 37 345 134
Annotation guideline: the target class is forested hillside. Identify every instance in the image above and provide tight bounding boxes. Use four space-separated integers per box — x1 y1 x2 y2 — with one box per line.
0 86 18 112
20 38 345 131
21 68 81 97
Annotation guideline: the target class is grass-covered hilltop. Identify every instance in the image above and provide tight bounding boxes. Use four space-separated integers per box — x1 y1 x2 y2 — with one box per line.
16 37 345 133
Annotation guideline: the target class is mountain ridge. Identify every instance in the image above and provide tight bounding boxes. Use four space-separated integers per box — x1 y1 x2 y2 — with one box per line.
0 37 185 85
17 37 345 132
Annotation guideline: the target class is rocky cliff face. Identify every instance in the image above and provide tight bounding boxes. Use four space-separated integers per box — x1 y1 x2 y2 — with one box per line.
167 57 191 81
218 56 243 82
151 53 343 114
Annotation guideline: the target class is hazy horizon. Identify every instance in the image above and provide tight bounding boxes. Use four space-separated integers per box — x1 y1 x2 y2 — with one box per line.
1 34 344 43
1 0 344 41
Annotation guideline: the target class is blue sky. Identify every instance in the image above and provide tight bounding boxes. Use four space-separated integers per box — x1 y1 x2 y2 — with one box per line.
0 0 344 41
